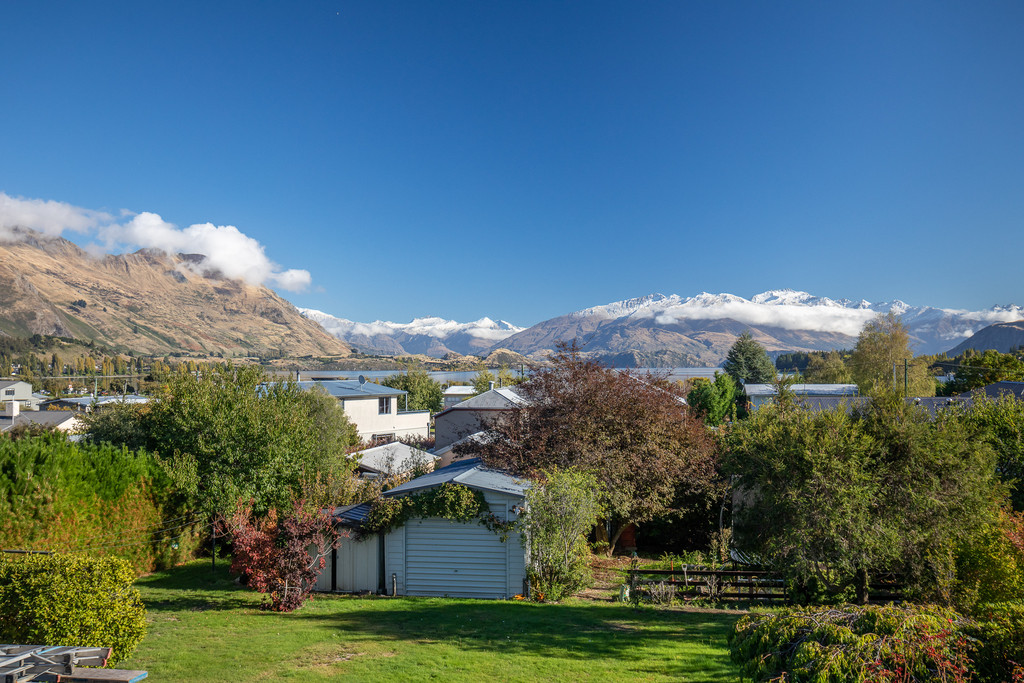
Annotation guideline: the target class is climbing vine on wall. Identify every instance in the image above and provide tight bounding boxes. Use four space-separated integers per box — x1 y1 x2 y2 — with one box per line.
366 483 517 540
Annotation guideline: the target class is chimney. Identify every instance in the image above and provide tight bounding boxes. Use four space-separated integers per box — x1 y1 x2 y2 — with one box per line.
3 401 18 418
489 381 495 391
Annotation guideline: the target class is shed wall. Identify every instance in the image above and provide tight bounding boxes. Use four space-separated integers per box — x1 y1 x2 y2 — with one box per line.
385 490 526 599
314 533 381 593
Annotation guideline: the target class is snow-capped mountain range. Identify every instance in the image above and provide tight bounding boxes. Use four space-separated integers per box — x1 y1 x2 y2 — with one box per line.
302 290 1024 365
299 309 524 358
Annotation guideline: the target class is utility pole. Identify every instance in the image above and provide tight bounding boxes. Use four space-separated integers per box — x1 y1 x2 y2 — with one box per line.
904 359 909 395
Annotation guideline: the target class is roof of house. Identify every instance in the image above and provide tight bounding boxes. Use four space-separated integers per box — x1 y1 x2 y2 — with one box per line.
0 380 30 391
434 387 526 417
354 441 437 474
57 394 151 409
384 457 529 498
744 383 860 397
964 381 1024 401
295 380 407 399
0 411 81 432
443 385 477 397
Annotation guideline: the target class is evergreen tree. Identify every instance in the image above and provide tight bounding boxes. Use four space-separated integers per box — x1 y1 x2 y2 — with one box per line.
723 332 776 386
686 372 737 425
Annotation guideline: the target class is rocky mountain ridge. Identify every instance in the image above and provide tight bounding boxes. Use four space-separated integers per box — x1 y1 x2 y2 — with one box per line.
0 233 349 357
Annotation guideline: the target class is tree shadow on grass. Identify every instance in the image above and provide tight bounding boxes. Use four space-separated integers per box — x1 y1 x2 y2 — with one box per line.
289 599 741 680
136 561 258 612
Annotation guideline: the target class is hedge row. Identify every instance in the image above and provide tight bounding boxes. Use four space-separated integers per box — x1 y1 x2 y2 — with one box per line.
0 433 201 571
730 603 1024 682
0 553 146 665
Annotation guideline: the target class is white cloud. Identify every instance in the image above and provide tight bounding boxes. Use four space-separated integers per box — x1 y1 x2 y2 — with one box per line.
0 192 311 292
650 299 877 336
0 192 112 240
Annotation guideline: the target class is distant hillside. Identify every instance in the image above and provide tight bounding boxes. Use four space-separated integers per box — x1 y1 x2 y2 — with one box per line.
0 233 350 357
946 320 1024 355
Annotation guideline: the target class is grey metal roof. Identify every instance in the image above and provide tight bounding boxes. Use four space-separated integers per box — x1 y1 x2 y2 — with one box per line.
384 457 529 499
355 441 437 474
296 380 407 399
0 411 81 432
329 502 373 527
745 383 860 397
58 394 151 408
964 381 1024 401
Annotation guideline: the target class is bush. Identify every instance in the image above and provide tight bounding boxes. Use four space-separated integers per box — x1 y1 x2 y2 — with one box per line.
968 602 1024 683
0 553 146 664
521 469 602 601
729 604 973 682
0 433 198 572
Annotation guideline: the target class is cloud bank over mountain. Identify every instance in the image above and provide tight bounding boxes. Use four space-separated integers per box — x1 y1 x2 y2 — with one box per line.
0 192 310 292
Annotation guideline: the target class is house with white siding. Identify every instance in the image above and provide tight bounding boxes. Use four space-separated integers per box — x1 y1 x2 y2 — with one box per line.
295 379 430 442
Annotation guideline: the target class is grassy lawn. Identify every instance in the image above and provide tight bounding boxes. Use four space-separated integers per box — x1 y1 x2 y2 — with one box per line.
121 560 743 682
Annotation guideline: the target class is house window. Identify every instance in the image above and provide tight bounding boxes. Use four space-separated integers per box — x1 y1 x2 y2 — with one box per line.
378 397 391 414
371 433 395 444
3 389 13 396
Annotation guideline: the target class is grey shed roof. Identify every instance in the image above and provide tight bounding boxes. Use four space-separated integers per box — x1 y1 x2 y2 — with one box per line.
328 502 373 527
296 380 407 399
384 457 529 499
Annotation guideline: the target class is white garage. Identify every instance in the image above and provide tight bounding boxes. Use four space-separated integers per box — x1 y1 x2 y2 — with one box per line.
384 458 529 599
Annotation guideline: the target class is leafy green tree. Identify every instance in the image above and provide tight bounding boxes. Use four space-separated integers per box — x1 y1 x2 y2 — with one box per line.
803 350 852 383
470 344 718 554
686 372 737 426
963 395 1024 511
381 368 443 413
84 365 358 518
945 349 1024 395
724 392 1000 605
472 367 496 394
723 332 776 386
521 468 603 600
497 364 527 387
850 312 934 396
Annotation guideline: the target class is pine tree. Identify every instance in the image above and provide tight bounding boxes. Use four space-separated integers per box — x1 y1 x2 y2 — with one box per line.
723 332 776 386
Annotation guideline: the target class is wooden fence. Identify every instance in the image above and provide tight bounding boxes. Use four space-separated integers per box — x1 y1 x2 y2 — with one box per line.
628 567 786 603
627 568 905 604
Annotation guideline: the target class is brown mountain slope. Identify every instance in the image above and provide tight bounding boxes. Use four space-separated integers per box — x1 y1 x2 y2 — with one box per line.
946 320 1024 355
0 233 349 357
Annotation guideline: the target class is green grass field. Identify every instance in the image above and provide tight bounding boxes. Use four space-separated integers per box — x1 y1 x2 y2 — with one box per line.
120 561 742 681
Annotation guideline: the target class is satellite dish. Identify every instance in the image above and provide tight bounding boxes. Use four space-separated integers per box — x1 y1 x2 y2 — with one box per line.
357 375 367 385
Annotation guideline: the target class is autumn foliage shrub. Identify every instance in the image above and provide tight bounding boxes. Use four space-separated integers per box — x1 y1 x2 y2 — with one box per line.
968 602 1024 683
223 500 340 611
0 553 146 664
729 604 974 682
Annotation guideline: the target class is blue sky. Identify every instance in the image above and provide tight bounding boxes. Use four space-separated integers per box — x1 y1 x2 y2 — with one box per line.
1 2 1022 326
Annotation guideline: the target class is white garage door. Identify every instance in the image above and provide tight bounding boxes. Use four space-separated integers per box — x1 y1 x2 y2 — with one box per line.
404 518 509 598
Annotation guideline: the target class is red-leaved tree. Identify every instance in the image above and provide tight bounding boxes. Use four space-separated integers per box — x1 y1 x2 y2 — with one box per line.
466 343 718 554
222 500 342 611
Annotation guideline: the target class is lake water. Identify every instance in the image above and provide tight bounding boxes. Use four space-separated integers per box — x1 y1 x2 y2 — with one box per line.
294 367 723 384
